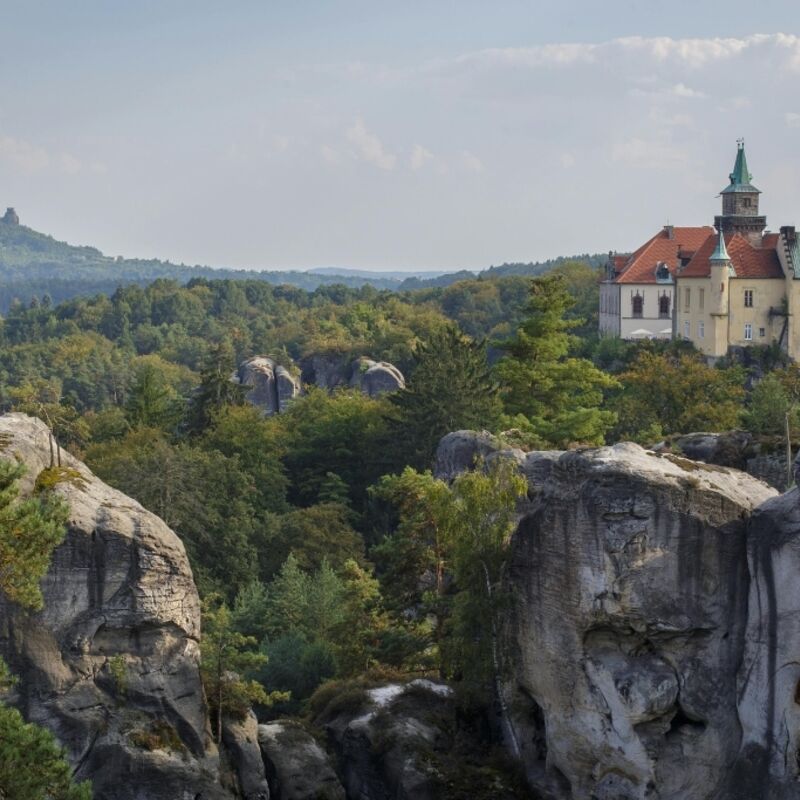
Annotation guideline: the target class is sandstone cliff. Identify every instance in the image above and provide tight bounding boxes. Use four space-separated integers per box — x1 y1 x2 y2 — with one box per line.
0 413 234 800
437 432 799 800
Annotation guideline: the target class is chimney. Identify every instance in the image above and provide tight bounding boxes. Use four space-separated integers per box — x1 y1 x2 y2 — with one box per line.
663 224 674 240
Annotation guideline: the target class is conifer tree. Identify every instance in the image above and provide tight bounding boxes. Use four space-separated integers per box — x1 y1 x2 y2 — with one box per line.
386 326 501 471
494 274 618 447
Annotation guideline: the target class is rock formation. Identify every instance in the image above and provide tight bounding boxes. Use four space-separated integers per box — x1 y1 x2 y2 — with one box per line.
0 413 234 800
236 356 301 415
658 430 790 491
2 206 19 225
300 354 405 396
315 680 524 800
434 433 800 800
258 720 345 800
348 357 405 397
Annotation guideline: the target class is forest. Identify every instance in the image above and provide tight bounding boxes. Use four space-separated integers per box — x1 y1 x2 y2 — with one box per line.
1 260 798 797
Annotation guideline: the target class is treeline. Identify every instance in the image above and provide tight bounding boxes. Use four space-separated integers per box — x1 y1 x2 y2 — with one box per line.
2 264 798 756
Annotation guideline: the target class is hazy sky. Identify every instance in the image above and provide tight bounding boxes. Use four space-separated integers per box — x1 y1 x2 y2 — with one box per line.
1 2 798 271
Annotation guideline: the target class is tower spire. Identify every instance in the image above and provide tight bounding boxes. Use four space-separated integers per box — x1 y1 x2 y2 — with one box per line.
729 139 753 187
710 227 730 263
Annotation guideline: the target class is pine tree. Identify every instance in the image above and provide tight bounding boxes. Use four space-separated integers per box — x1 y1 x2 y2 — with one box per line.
494 274 618 447
386 326 501 471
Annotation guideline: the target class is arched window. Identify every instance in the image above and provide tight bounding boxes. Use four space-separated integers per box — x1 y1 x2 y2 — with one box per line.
632 293 644 318
659 293 670 318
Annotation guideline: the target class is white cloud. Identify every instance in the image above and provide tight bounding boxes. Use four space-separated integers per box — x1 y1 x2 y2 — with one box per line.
670 82 705 98
612 137 688 169
459 150 484 173
346 118 396 170
0 135 50 172
786 112 800 129
409 144 434 171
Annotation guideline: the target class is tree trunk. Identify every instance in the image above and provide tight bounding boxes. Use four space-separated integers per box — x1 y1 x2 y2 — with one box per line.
48 434 54 469
481 560 521 761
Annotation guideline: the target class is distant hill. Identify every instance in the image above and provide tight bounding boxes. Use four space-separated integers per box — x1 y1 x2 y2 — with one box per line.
0 216 605 313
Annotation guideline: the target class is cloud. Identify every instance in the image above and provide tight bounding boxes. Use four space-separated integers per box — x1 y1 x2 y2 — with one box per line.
346 118 396 170
0 133 85 175
409 144 434 171
786 112 800 129
560 153 576 169
459 150 484 173
612 137 688 169
0 135 50 172
670 82 705 98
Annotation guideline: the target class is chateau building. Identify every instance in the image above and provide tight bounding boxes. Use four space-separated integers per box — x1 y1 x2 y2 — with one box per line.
600 142 800 360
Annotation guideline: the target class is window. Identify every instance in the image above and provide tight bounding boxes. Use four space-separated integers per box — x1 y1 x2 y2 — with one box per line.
684 288 691 310
658 293 670 318
698 321 705 339
744 323 753 341
743 197 752 208
699 289 704 310
759 327 766 338
684 320 690 339
632 293 643 318
744 289 753 308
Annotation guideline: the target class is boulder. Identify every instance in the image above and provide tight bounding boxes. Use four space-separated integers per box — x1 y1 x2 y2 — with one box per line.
223 712 270 800
258 720 344 800
237 357 300 415
497 442 791 799
349 357 405 397
299 355 406 397
318 680 524 800
433 430 526 481
0 413 233 800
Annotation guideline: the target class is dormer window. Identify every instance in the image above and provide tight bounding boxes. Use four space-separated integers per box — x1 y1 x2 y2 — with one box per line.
655 262 671 283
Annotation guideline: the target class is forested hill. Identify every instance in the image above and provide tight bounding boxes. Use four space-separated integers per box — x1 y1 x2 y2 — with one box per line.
0 215 605 312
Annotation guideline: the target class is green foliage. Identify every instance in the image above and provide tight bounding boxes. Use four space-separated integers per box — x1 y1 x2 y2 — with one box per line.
256 503 364 580
86 429 260 598
200 597 286 741
276 387 388 511
614 351 746 442
385 327 502 471
108 655 127 698
0 704 92 800
0 460 69 610
495 274 618 447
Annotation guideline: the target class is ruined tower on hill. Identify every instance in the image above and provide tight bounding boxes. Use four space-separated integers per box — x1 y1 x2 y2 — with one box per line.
2 207 19 224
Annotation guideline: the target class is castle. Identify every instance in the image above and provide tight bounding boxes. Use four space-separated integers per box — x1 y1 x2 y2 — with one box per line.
600 142 800 360
2 207 19 225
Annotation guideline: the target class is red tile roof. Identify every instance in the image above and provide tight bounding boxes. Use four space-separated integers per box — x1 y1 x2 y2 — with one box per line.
679 232 784 279
615 227 714 284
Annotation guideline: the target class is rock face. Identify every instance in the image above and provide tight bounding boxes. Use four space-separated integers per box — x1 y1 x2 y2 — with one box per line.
258 720 345 800
300 354 405 397
489 442 800 800
224 713 270 800
0 413 232 800
317 680 525 800
348 357 405 397
237 357 300 415
659 431 790 491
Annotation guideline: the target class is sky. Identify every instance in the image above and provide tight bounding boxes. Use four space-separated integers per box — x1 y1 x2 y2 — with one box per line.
0 1 799 271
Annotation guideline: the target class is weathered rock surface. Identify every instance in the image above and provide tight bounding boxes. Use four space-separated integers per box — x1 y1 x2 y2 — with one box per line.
658 430 790 491
0 413 232 800
434 429 526 482
258 720 344 800
317 680 526 800
224 713 270 800
237 357 301 415
491 442 798 800
300 354 405 396
348 357 405 397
